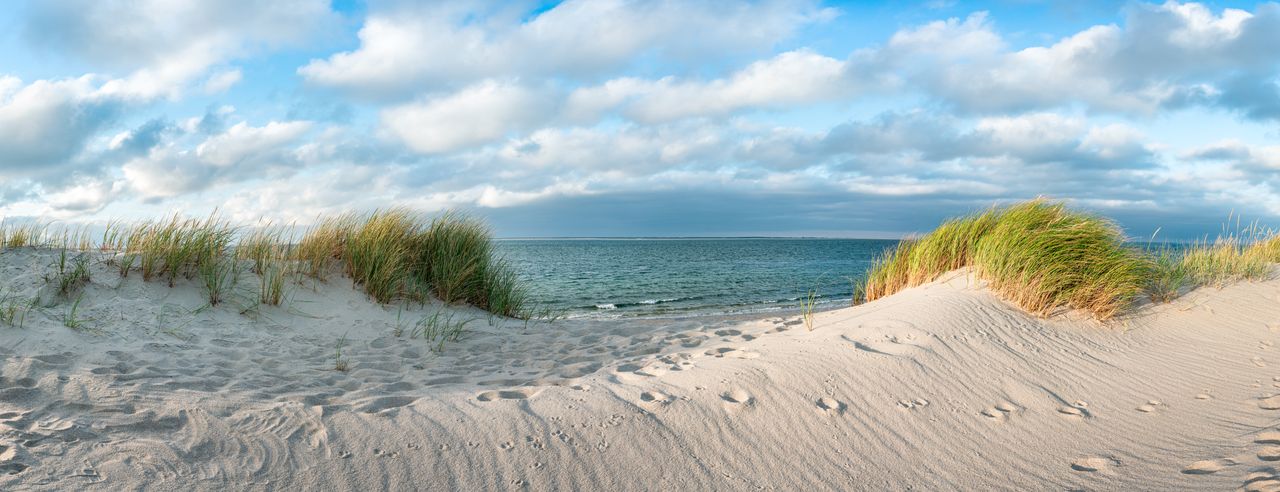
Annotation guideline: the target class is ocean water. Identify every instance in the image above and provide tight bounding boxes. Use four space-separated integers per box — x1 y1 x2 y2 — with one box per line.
496 238 897 319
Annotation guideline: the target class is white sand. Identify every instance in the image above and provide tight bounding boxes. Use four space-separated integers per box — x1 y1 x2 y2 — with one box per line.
3 248 1280 490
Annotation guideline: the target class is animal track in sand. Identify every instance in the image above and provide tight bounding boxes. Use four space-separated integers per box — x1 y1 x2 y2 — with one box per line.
1071 456 1117 472
816 397 845 415
721 389 753 405
477 388 537 402
1183 459 1233 475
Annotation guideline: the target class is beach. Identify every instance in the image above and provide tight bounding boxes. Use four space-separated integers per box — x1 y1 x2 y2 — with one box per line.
3 246 1279 490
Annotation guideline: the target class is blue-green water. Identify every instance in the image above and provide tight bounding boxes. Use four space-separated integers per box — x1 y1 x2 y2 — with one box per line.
497 238 896 319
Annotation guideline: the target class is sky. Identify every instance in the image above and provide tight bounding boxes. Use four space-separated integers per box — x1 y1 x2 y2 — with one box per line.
1 0 1279 238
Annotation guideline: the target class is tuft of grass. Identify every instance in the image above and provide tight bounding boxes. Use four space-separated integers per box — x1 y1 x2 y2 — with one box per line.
411 309 475 353
1179 238 1270 287
334 334 350 372
1146 246 1188 303
45 248 91 299
63 294 89 331
0 288 32 328
198 253 238 306
1 222 47 249
343 209 418 303
259 260 288 306
800 287 818 331
865 200 1149 320
292 209 528 317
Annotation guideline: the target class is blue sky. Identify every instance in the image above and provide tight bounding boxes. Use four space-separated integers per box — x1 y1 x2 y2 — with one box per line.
1 0 1279 238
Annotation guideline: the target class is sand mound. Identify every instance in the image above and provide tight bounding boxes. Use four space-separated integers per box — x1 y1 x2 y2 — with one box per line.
2 250 1279 490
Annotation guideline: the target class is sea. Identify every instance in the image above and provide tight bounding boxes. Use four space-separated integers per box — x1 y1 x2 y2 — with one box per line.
496 238 897 319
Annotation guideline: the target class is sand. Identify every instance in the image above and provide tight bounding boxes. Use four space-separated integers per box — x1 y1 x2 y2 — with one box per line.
3 248 1280 490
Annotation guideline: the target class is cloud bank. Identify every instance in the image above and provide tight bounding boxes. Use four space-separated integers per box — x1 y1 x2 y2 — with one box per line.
1 0 1279 238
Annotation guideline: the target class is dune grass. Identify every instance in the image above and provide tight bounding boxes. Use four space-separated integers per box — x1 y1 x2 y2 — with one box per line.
0 209 529 318
294 209 529 317
864 200 1150 320
865 200 1280 319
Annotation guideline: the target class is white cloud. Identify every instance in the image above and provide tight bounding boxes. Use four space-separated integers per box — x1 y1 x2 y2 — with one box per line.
299 0 835 99
0 75 120 173
196 121 312 167
202 69 243 94
380 80 554 154
568 50 849 123
122 120 313 199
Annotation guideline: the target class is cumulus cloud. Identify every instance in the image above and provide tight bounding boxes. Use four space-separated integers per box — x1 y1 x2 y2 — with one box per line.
567 50 849 123
847 3 1280 118
0 76 123 174
380 81 555 154
300 0 835 99
121 120 313 199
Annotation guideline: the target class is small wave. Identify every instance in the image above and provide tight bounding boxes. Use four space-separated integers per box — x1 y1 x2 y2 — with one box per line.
639 298 681 305
595 304 617 310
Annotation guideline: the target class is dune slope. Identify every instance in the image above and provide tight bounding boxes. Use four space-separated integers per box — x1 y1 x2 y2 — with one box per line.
2 249 1279 490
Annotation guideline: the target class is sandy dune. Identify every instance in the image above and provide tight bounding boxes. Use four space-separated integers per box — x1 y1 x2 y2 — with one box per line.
3 249 1280 490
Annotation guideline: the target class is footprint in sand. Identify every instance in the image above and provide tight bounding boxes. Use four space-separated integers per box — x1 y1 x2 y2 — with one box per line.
477 388 537 402
1257 432 1280 444
897 398 929 410
1260 396 1280 410
981 402 1018 422
1071 456 1118 472
1137 400 1163 413
640 391 674 405
1183 459 1232 475
704 347 760 359
1259 447 1280 462
1255 357 1268 368
816 397 845 415
721 389 753 405
1056 400 1090 418
1243 475 1280 492
1197 393 1213 400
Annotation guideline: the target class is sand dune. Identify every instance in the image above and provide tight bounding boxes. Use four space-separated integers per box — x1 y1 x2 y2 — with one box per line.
3 248 1280 490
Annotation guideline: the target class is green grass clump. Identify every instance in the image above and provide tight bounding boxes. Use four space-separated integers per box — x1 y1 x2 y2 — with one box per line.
864 200 1149 320
1145 246 1188 303
2 209 528 318
972 201 1149 320
1179 239 1270 288
293 209 528 317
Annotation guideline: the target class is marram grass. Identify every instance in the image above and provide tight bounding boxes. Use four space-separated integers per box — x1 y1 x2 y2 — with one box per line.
0 210 530 319
865 200 1150 320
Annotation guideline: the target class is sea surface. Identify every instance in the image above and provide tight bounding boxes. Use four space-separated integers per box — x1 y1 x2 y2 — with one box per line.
497 238 896 319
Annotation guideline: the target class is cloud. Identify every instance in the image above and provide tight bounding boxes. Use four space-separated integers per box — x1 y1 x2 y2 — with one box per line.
380 80 555 154
567 50 849 123
121 120 313 199
844 3 1280 118
299 0 835 99
202 69 243 94
0 75 122 174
